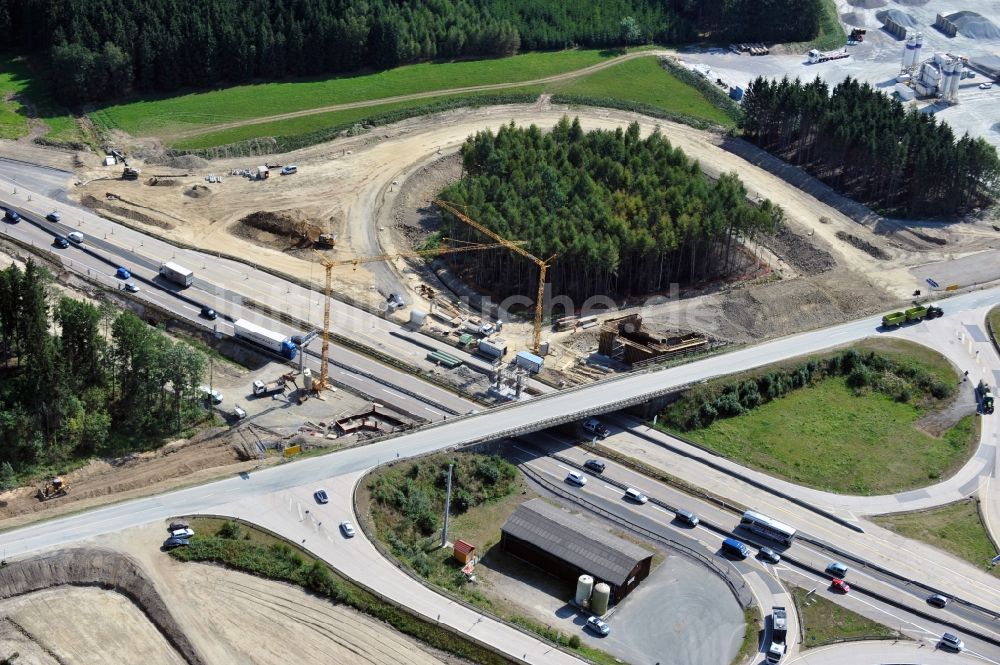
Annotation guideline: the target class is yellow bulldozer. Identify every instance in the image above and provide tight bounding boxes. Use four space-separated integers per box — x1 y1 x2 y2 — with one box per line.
37 477 69 501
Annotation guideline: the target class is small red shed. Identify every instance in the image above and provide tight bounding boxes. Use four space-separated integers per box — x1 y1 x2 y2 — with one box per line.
453 539 476 564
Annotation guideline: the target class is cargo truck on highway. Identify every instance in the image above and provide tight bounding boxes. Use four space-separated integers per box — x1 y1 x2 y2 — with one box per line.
233 319 298 360
159 261 194 287
766 606 788 663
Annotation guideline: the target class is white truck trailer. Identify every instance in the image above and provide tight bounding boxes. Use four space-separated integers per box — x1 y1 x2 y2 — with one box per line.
159 261 194 287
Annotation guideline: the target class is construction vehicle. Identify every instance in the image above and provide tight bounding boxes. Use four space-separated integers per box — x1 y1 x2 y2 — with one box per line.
905 305 929 322
122 166 141 180
979 380 995 414
926 304 944 319
37 477 69 501
882 311 906 327
252 377 286 396
849 28 867 42
808 48 850 64
766 606 788 663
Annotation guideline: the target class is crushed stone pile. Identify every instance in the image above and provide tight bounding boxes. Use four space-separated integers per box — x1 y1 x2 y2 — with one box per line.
876 8 920 28
946 11 1000 40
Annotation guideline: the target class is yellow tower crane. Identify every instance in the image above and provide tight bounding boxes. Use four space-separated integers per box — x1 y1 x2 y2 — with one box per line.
310 238 526 393
433 199 555 354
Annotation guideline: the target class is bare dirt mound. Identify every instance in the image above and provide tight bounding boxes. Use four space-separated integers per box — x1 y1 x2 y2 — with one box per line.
231 209 332 251
842 11 869 27
147 176 183 187
81 194 175 230
765 227 837 275
712 270 888 342
848 0 887 8
836 230 891 260
185 184 212 198
876 8 920 28
154 153 211 170
0 548 206 665
946 11 1000 40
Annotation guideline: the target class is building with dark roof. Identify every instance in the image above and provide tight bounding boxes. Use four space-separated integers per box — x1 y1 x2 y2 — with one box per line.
500 498 653 603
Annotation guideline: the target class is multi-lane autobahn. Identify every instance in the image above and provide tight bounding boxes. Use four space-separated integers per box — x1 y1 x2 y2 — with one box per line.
2 160 1000 663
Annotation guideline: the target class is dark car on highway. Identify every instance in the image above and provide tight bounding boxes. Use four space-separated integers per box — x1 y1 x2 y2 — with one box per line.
4 209 20 223
583 459 606 473
200 306 217 320
46 211 61 222
53 236 69 248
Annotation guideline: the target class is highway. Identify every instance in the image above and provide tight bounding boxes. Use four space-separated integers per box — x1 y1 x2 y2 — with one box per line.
2 159 1000 663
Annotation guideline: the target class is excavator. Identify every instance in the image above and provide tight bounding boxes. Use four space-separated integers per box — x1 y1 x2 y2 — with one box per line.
37 476 70 501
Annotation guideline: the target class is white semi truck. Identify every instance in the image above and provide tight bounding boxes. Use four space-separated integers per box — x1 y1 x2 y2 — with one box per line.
159 261 194 287
233 319 298 360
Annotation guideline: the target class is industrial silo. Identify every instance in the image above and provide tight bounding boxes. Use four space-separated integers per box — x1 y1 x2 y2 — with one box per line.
591 582 611 615
575 575 594 606
913 33 923 67
902 34 916 68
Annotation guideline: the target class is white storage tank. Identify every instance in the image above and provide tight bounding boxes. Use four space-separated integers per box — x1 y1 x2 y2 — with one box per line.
302 367 313 391
575 575 594 605
539 340 550 356
591 582 611 615
410 309 428 327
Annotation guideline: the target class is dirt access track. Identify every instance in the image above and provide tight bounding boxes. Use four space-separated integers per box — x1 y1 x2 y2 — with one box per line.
78 102 999 342
0 525 456 665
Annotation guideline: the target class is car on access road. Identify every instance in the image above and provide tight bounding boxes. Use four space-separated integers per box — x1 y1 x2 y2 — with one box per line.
566 471 587 486
340 520 356 538
314 489 329 504
979 82 992 90
583 459 606 473
585 616 610 636
280 165 298 175
939 633 964 651
198 385 223 404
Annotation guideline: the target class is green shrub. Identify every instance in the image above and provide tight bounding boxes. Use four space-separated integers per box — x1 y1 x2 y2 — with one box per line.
216 520 241 539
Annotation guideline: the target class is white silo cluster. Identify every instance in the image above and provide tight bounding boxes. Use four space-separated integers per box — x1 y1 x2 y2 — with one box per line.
900 32 923 70
911 50 964 101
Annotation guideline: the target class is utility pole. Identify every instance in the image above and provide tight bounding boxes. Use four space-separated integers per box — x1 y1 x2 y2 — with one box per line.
441 463 453 548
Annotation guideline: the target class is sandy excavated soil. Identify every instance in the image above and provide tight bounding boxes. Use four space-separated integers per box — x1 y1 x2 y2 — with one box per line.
0 587 186 665
73 103 997 345
99 523 454 665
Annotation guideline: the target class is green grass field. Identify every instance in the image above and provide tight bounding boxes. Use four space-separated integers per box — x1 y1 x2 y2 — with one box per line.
680 379 975 495
792 587 901 647
547 55 735 127
872 500 1000 576
661 339 973 495
173 55 732 151
91 49 615 138
0 53 85 145
171 86 543 150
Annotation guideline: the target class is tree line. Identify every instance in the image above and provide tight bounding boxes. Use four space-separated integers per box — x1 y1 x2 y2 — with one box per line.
437 117 784 303
661 348 954 432
0 260 208 486
740 76 1000 217
0 0 822 105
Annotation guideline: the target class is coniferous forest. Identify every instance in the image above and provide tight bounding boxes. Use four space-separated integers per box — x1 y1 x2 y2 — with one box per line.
740 76 1000 217
0 0 822 105
438 118 784 303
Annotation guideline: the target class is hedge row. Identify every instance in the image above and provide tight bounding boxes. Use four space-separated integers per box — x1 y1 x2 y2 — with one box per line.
662 349 955 431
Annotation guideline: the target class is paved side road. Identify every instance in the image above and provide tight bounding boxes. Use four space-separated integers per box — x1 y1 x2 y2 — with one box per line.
210 473 588 665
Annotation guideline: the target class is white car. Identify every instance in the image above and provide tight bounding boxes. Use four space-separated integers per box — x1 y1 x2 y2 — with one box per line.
585 616 610 636
67 231 84 243
979 82 993 90
280 165 298 175
170 527 195 539
339 520 356 538
198 385 223 404
566 471 587 486
624 487 648 504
